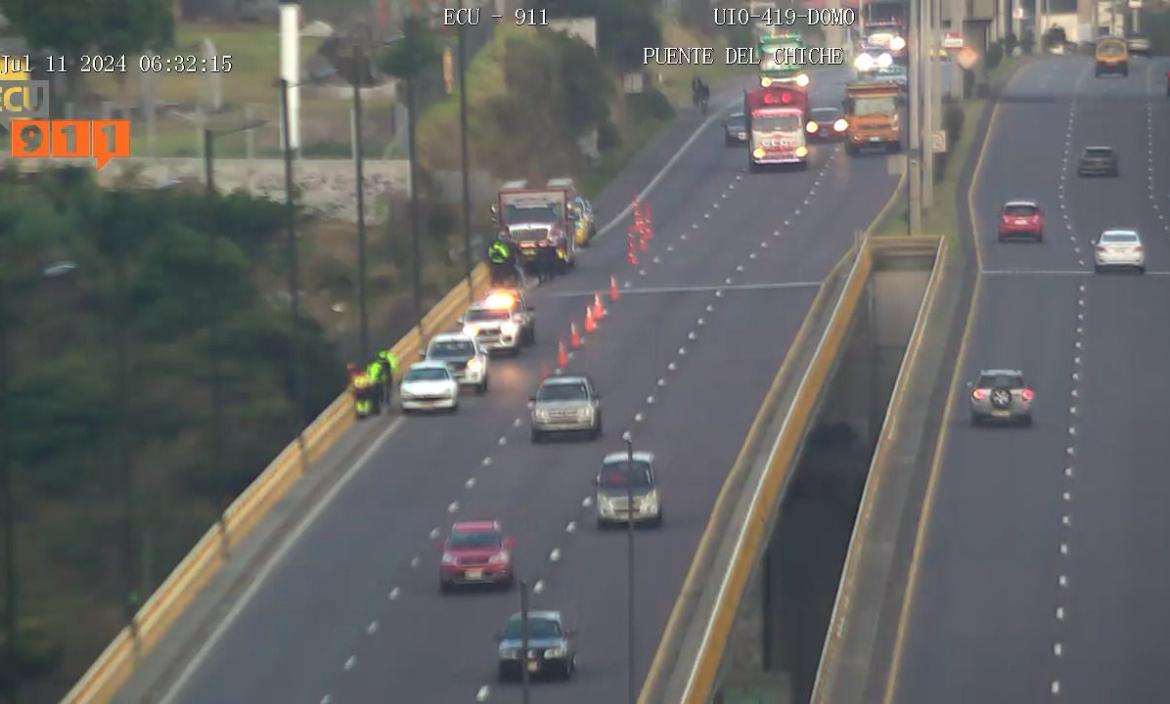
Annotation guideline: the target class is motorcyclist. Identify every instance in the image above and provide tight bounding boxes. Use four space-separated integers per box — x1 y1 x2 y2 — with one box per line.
692 77 709 112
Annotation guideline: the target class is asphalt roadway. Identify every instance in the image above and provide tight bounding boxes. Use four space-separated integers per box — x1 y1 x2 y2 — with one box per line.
891 55 1170 703
154 67 899 704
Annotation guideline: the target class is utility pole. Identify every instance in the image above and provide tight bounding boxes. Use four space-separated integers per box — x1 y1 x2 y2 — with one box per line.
352 43 370 362
624 431 637 704
908 0 923 235
0 285 18 704
520 579 531 704
202 129 227 549
921 0 934 209
457 0 474 299
278 78 309 462
405 17 423 336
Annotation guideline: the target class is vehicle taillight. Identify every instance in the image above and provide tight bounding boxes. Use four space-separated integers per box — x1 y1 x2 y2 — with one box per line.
1096 245 1107 253
1021 389 1034 401
1134 245 1144 251
972 388 989 400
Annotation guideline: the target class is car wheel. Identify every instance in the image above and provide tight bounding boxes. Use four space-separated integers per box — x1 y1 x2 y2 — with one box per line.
500 575 514 591
1138 266 1146 274
1021 414 1033 427
477 377 488 395
1035 232 1043 243
970 413 982 426
531 428 543 443
449 403 459 414
1094 264 1102 273
439 580 452 594
748 161 760 173
563 657 576 679
596 517 608 530
652 511 664 528
498 665 512 682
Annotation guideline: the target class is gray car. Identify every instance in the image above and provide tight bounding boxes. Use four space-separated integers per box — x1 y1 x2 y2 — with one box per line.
496 610 576 680
530 376 602 441
724 112 748 146
1078 146 1119 176
969 369 1034 426
594 451 662 528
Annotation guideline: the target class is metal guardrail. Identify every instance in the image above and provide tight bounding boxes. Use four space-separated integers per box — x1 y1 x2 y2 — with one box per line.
62 264 490 704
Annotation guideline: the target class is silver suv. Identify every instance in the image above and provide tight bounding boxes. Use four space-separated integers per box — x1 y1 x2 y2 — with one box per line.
969 369 1034 426
529 376 601 441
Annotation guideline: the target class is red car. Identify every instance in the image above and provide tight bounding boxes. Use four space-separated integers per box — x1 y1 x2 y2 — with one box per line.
438 521 515 591
997 200 1044 242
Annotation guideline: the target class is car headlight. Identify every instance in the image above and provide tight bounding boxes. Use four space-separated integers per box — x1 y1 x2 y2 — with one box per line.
501 647 520 659
441 552 456 565
544 647 567 658
462 324 478 337
795 145 808 158
753 147 765 158
806 121 819 134
488 551 510 564
501 321 519 336
890 36 907 51
400 388 415 399
834 118 848 132
534 408 550 421
467 358 483 372
877 52 893 68
854 54 874 71
641 490 659 511
577 407 592 421
760 76 773 87
795 73 809 87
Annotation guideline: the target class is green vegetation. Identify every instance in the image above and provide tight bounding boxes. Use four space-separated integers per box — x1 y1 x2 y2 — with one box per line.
1141 9 1170 54
0 168 342 697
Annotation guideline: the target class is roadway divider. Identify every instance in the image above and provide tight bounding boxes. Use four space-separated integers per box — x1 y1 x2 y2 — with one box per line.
63 264 491 704
810 236 948 704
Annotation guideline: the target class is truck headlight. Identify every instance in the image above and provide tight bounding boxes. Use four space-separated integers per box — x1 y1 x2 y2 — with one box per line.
795 145 808 157
641 491 659 512
467 358 483 373
806 121 818 134
877 52 893 68
544 647 567 658
501 321 519 336
462 324 478 337
854 54 874 71
760 76 773 87
753 147 765 158
834 118 848 132
891 36 907 51
795 73 809 87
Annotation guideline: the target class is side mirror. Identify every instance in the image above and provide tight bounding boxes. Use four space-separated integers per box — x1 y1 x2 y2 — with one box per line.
504 537 517 549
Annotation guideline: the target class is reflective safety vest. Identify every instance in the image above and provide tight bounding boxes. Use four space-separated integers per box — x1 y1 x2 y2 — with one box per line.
489 241 510 264
353 373 374 390
379 350 400 374
367 362 385 381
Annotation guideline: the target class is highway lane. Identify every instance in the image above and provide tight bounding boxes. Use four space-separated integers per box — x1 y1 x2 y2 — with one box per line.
891 55 1170 703
160 67 898 704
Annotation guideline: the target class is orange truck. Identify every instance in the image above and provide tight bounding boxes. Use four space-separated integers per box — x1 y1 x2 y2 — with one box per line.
842 81 901 155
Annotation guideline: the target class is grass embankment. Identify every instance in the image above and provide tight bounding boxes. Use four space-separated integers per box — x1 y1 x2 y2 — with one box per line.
872 57 1024 241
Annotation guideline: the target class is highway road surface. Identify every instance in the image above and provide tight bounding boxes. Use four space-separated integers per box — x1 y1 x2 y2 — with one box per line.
152 67 899 704
890 55 1170 703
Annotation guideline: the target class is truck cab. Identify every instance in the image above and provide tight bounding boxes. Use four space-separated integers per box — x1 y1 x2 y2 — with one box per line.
494 180 576 271
745 85 809 172
843 81 902 155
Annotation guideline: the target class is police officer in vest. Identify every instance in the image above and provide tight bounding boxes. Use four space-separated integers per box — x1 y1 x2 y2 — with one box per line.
488 235 519 287
375 348 399 407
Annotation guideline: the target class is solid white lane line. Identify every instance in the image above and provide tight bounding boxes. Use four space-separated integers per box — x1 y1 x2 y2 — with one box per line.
389 587 401 600
476 685 491 701
448 501 459 514
344 656 356 671
411 556 421 568
367 620 379 635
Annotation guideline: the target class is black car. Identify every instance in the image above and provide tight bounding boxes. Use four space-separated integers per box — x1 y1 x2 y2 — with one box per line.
1078 146 1119 177
496 611 576 680
806 107 847 141
723 112 747 146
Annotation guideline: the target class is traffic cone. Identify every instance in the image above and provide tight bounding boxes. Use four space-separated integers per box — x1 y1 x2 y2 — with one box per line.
584 306 597 333
593 293 606 319
643 204 654 240
557 340 569 368
627 231 639 265
639 232 649 252
570 322 581 349
609 275 620 302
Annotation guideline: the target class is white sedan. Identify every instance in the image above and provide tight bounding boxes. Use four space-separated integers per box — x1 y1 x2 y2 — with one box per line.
399 361 459 413
1093 229 1145 273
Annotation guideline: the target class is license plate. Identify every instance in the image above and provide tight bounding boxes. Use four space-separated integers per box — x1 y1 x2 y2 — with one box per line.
527 661 540 672
992 410 1010 417
465 569 483 580
869 137 881 142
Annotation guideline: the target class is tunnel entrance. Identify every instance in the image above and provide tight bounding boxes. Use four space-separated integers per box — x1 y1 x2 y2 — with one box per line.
715 255 931 704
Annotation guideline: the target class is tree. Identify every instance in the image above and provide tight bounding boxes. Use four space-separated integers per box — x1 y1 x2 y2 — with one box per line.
0 0 173 102
541 0 661 69
379 13 442 82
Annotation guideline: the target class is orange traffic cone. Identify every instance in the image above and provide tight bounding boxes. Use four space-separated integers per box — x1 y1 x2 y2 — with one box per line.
557 340 569 368
639 233 649 252
570 322 581 349
584 306 597 333
593 293 606 319
609 275 621 302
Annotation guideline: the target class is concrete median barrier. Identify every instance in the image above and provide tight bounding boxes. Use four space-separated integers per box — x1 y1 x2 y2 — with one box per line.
62 265 490 704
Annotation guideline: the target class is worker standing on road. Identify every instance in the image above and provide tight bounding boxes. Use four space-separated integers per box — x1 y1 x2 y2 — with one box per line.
352 369 378 418
376 349 400 408
366 357 387 414
488 236 519 287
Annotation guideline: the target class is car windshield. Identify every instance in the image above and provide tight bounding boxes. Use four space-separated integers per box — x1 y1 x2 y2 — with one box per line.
429 341 475 358
1004 204 1038 216
1099 42 1125 55
1085 148 1113 157
753 114 802 132
447 531 500 550
598 463 653 488
405 368 450 382
537 382 589 402
726 114 746 128
1101 231 1139 243
504 616 561 640
854 96 897 116
977 374 1024 389
467 308 511 322
811 108 841 120
505 204 558 224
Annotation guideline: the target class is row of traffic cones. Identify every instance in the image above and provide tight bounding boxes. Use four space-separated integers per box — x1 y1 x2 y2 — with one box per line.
547 281 618 379
627 196 655 264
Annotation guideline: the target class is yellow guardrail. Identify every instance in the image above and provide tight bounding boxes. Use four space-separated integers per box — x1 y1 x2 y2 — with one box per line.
63 264 490 704
810 235 946 703
677 241 875 702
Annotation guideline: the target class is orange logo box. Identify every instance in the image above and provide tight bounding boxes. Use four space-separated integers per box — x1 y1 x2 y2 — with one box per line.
10 118 130 169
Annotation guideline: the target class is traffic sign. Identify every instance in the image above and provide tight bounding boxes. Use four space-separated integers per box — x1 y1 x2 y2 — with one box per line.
943 31 964 49
931 129 947 154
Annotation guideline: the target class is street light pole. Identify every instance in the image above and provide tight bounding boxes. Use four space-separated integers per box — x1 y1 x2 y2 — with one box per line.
405 20 424 336
278 78 309 461
456 0 474 298
0 285 18 704
907 0 923 235
519 578 531 704
352 44 370 362
202 129 227 548
623 430 636 704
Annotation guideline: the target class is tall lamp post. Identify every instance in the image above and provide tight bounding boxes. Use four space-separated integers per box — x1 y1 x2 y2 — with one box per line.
203 119 266 537
351 43 371 361
276 78 309 460
622 430 637 704
456 0 474 297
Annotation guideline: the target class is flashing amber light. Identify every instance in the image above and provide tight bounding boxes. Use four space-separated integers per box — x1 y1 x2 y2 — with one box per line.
484 291 517 309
